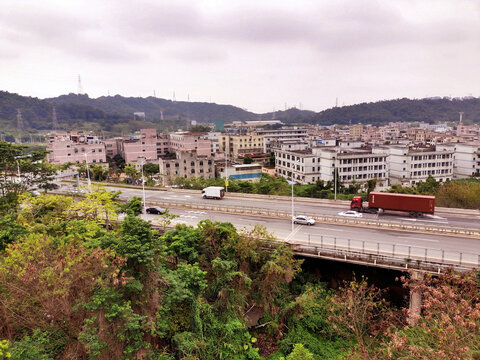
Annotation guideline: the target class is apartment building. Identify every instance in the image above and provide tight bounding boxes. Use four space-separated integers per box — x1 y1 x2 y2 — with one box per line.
332 148 388 186
169 132 211 156
388 146 454 186
274 146 388 187
47 131 106 165
255 127 308 153
219 134 265 159
348 124 363 140
159 150 215 182
156 134 170 157
104 138 123 158
438 143 480 178
120 128 158 163
274 148 318 184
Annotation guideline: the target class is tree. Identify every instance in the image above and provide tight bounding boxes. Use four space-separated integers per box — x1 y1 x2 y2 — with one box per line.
328 277 388 355
0 142 56 196
243 156 253 164
143 163 159 179
287 343 315 360
120 196 142 216
124 164 139 184
367 178 377 194
378 270 480 360
156 208 179 231
0 233 124 357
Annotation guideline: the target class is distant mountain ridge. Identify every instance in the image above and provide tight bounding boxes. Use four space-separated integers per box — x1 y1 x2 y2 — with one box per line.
0 91 479 136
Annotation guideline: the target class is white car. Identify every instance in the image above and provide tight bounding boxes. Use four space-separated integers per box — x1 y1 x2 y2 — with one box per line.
293 215 316 226
338 210 363 218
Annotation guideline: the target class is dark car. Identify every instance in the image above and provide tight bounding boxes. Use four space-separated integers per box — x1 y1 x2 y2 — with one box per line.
146 206 166 215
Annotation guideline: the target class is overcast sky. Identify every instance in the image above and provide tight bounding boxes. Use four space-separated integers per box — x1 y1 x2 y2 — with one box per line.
1 0 479 113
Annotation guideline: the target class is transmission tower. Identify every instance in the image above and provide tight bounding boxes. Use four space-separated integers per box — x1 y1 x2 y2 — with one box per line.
16 109 24 143
52 104 59 130
172 91 176 102
459 112 464 124
77 75 83 95
16 109 24 131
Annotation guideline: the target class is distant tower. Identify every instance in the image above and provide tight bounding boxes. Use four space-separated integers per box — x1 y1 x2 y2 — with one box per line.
16 109 24 143
16 109 24 131
52 105 59 130
187 93 190 102
459 112 464 124
172 91 176 102
160 110 164 120
77 75 83 95
335 97 338 107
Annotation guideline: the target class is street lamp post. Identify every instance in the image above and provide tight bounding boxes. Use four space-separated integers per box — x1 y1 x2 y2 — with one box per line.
334 159 337 201
14 154 32 186
84 152 92 188
291 174 294 232
225 141 229 193
140 158 146 214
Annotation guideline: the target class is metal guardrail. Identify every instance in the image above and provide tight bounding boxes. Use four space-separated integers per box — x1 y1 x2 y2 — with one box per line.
288 235 480 273
145 199 480 238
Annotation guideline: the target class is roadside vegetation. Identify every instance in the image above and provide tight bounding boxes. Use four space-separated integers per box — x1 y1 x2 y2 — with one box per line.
1 187 480 359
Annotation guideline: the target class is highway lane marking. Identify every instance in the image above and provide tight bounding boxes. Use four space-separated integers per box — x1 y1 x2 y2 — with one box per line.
310 227 344 232
399 218 448 224
239 218 268 222
396 237 440 243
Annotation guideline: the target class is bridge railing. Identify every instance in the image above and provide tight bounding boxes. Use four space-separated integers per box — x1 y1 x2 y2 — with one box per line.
289 235 480 272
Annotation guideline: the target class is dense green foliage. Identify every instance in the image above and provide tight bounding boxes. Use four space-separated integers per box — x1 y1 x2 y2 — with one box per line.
387 176 480 209
310 97 480 126
1 188 479 359
171 174 360 201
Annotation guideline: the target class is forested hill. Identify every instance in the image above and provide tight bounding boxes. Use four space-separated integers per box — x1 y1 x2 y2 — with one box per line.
1 90 480 136
308 97 480 126
48 93 259 123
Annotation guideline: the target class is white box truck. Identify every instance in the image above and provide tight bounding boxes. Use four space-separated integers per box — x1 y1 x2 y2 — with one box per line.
202 186 225 199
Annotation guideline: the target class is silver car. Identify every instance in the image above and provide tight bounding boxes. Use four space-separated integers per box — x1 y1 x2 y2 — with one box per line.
293 215 316 226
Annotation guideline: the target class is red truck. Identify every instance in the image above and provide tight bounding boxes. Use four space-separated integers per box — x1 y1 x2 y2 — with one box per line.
350 192 435 217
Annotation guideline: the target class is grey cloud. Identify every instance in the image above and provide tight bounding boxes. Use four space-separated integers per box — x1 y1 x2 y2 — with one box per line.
0 7 143 62
116 2 205 41
169 46 228 63
114 0 479 55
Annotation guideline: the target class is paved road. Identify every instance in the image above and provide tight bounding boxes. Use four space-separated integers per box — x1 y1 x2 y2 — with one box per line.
141 208 480 266
59 182 480 266
101 186 480 230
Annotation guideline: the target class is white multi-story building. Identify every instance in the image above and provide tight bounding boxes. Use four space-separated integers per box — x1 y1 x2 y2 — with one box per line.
274 146 388 187
255 127 309 153
438 143 480 178
388 146 454 186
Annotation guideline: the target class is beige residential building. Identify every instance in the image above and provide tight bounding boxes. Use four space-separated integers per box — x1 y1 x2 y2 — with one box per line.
349 124 363 140
159 150 215 183
219 134 265 158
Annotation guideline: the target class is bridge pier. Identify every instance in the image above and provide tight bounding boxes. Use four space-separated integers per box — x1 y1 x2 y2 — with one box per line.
408 270 424 326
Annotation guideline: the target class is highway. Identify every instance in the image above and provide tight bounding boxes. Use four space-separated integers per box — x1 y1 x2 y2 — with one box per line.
60 183 480 267
103 186 480 231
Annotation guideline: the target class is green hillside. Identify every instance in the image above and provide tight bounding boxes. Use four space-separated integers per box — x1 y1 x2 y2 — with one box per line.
1 91 479 139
